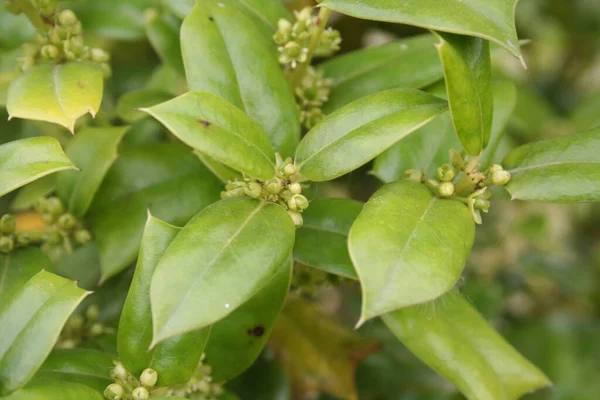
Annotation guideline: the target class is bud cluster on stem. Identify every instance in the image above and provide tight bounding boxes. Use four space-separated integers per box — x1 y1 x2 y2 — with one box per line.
56 304 113 349
104 363 159 400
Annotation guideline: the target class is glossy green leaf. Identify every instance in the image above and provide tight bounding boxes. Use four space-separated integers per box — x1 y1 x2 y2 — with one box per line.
503 127 600 202
55 126 128 218
294 198 362 279
0 379 104 400
0 271 89 395
194 151 242 183
89 144 222 282
150 198 295 344
53 243 101 291
116 89 172 123
348 181 475 324
204 254 291 382
181 0 299 157
321 0 524 62
33 348 113 392
118 215 210 386
0 137 76 197
435 32 493 155
144 92 276 180
382 291 551 400
321 34 443 112
295 88 447 182
7 62 103 132
146 13 184 75
0 248 52 313
10 176 55 212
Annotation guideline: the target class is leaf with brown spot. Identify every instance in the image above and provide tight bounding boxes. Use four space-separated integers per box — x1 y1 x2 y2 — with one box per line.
268 297 379 400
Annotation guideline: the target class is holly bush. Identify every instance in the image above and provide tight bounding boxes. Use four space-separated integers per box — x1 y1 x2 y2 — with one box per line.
1 0 599 399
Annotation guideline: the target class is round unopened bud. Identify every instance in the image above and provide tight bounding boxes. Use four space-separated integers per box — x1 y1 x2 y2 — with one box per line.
293 194 309 210
0 214 16 234
244 182 262 199
44 228 62 245
91 48 110 63
283 164 296 176
42 213 57 225
16 231 32 246
58 10 78 26
74 229 92 244
288 182 302 195
0 236 14 253
265 179 282 194
450 149 465 170
46 197 65 216
436 164 455 182
70 35 85 51
140 368 158 388
489 164 503 174
60 338 77 349
104 383 124 400
438 182 455 197
40 44 59 60
492 170 511 186
132 386 149 400
287 210 303 227
473 197 491 212
90 323 104 337
86 304 100 321
403 169 424 183
57 213 76 230
101 62 112 79
67 314 85 330
110 362 128 381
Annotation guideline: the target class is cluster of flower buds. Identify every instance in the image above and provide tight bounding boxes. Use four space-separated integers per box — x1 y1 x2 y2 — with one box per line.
220 154 309 228
104 363 158 400
6 0 56 15
167 354 223 399
34 196 92 262
16 7 112 78
56 304 111 349
291 263 346 296
403 150 511 224
0 214 17 254
295 66 332 129
273 7 341 70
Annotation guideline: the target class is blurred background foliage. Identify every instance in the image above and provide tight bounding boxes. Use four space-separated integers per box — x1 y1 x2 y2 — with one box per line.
1 0 599 399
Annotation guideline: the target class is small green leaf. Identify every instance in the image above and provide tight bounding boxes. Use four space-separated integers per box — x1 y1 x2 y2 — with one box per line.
146 13 184 75
55 126 129 218
434 32 493 155
0 248 52 313
382 291 551 400
89 144 222 282
0 271 89 395
0 137 76 197
294 198 362 279
144 92 276 180
0 379 104 400
150 198 295 344
321 34 443 112
320 0 524 63
7 62 103 132
181 0 299 157
33 348 113 392
116 89 172 123
503 127 600 202
348 181 475 324
295 88 447 182
118 215 210 387
205 254 292 382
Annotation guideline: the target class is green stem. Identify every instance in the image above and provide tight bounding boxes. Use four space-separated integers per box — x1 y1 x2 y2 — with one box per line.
14 0 47 32
289 6 333 89
454 173 475 196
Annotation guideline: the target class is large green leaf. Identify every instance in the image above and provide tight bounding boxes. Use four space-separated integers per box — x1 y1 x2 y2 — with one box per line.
6 62 103 132
0 271 89 395
0 248 52 313
295 88 447 182
204 254 292 382
0 379 104 400
0 137 76 197
348 181 475 324
144 92 276 180
150 198 295 344
33 348 113 392
181 0 299 157
502 127 600 202
89 144 222 282
146 13 184 75
382 291 551 400
55 126 128 218
320 0 524 62
294 198 362 279
118 215 210 387
321 34 443 112
434 32 493 155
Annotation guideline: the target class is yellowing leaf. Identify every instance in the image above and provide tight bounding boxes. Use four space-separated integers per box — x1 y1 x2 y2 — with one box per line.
269 297 379 400
7 62 103 132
